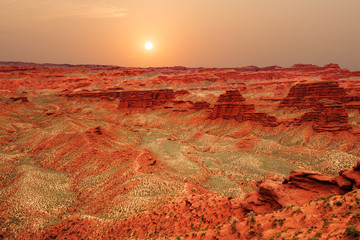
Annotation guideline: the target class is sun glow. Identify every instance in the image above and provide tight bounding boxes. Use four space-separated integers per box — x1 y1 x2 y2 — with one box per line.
145 42 153 50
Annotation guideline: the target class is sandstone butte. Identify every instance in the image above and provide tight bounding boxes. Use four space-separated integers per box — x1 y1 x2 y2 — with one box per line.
1 62 360 239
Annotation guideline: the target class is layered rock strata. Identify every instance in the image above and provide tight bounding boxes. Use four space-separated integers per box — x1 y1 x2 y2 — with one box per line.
118 89 175 109
209 90 278 127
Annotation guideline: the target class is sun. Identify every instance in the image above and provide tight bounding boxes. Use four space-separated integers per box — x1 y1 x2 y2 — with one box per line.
145 42 153 50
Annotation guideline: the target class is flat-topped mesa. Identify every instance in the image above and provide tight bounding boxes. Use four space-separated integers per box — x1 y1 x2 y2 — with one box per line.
279 81 347 109
324 63 341 69
209 90 278 127
209 90 253 119
298 101 351 132
217 90 246 103
118 89 175 109
290 64 324 72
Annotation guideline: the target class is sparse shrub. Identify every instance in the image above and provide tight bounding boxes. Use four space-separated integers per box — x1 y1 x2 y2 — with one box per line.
322 217 330 228
345 224 360 239
327 193 336 198
272 218 285 227
272 220 277 227
230 217 239 232
315 196 326 201
291 207 303 215
314 231 322 237
245 211 254 217
231 222 237 233
353 211 360 221
276 231 282 237
278 218 285 226
335 201 342 206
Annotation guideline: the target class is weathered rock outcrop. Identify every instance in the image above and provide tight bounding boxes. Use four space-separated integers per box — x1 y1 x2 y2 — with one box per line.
279 81 353 132
241 161 360 214
63 91 120 100
298 101 351 132
85 126 103 135
118 89 175 109
279 81 347 109
9 96 29 103
190 101 211 111
209 90 278 127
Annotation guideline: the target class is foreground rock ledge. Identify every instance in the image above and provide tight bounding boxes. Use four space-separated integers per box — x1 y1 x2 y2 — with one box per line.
240 161 360 214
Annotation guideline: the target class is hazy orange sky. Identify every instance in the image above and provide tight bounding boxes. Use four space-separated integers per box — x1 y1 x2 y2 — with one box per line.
1 0 359 69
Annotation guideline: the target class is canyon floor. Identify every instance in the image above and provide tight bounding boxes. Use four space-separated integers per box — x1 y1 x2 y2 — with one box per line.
1 62 360 239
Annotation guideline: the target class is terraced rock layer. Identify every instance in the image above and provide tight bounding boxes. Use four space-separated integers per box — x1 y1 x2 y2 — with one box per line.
209 90 278 127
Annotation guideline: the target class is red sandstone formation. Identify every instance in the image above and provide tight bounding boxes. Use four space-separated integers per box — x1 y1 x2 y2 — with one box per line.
118 89 175 109
190 101 211 111
64 91 120 101
297 100 352 132
241 161 360 214
279 81 347 109
209 90 278 127
175 89 190 95
209 90 255 119
279 81 355 132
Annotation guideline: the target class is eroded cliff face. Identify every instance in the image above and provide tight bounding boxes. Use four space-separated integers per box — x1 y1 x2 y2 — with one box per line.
277 81 359 133
209 90 279 127
279 81 347 109
298 101 352 132
118 89 175 109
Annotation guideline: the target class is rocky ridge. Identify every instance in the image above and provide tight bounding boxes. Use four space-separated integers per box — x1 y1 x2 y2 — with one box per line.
241 161 360 214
